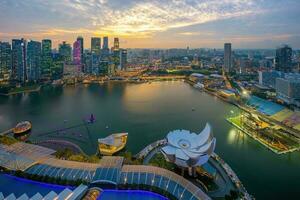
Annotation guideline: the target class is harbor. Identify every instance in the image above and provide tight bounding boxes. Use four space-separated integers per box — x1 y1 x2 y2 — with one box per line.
1 81 300 199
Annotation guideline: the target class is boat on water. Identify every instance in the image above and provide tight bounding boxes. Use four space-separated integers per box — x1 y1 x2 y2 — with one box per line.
193 82 204 89
13 121 32 135
98 133 128 155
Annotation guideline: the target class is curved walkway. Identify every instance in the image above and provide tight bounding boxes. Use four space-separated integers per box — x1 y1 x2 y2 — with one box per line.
134 139 166 160
33 139 85 155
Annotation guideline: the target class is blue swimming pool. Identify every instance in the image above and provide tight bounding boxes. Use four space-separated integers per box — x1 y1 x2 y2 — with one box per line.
99 190 168 200
0 174 73 197
0 174 168 199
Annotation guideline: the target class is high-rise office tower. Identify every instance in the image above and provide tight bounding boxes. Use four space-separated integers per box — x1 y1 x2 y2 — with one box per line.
0 42 12 81
73 40 81 65
224 43 232 73
12 38 27 83
41 39 52 80
91 37 101 55
59 41 72 63
103 37 108 49
102 36 109 56
77 36 84 61
275 45 292 73
27 40 41 81
113 38 119 50
119 49 127 70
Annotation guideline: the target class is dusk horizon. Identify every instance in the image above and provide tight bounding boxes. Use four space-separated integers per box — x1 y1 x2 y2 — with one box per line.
1 0 300 49
0 1 300 200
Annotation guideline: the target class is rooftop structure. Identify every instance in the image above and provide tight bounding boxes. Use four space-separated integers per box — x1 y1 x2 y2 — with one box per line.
246 95 285 116
98 133 128 156
161 123 216 168
120 165 210 200
0 183 88 200
0 141 211 199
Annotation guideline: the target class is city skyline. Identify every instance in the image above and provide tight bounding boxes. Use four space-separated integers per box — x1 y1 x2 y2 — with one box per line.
1 0 300 49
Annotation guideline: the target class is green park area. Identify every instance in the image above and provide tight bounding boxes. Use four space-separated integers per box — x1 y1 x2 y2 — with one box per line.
55 148 100 163
0 84 40 95
0 135 18 145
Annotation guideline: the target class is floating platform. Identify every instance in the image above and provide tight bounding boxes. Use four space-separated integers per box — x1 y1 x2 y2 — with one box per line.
13 121 32 135
98 133 128 155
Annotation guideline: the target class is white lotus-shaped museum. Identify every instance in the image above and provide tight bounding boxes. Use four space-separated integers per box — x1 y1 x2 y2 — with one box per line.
161 123 216 168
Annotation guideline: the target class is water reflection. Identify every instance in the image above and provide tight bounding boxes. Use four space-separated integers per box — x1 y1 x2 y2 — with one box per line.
227 128 247 146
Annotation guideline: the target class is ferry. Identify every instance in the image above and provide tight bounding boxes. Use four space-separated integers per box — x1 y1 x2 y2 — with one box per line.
98 133 128 155
13 121 32 135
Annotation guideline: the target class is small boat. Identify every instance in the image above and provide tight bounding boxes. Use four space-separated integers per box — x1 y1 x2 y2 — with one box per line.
194 82 204 89
13 121 32 135
98 133 128 155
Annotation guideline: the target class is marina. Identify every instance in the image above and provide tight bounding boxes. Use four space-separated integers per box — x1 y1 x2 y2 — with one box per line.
1 82 300 199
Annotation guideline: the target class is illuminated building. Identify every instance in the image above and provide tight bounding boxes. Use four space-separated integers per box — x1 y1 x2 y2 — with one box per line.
12 38 27 83
119 49 127 70
98 133 128 155
0 41 11 81
113 38 119 50
41 39 52 80
77 36 84 62
27 40 41 81
224 43 232 73
58 41 72 63
161 123 216 175
91 37 101 55
73 40 81 66
276 75 300 107
275 45 292 73
102 36 109 57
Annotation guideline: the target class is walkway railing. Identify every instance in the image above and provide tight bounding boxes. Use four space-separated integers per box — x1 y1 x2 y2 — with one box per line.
212 153 252 200
134 139 167 160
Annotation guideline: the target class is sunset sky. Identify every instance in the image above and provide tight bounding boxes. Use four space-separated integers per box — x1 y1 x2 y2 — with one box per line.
0 0 300 49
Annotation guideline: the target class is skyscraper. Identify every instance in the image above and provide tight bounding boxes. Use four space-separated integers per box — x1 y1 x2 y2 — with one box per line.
12 38 27 83
73 40 81 65
59 41 72 63
103 37 108 49
224 43 232 73
113 38 119 50
119 49 127 70
77 36 84 61
275 45 292 73
41 39 52 80
91 37 101 55
0 42 12 81
102 36 109 56
27 40 41 81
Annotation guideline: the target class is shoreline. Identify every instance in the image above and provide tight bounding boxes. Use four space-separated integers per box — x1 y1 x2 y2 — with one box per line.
0 85 41 96
226 118 299 154
186 79 300 144
135 139 253 199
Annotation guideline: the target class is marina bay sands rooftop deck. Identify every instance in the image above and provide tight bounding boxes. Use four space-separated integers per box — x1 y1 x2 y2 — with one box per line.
0 141 210 199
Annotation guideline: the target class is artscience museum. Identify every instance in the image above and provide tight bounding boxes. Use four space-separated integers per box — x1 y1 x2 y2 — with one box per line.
161 123 216 168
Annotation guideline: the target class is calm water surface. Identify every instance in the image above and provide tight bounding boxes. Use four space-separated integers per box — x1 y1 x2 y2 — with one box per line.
0 81 300 199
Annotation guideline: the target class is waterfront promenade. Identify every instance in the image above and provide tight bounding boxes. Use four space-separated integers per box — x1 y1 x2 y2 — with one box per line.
134 139 252 200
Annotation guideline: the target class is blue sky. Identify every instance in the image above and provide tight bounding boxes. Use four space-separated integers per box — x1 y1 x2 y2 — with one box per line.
0 0 299 49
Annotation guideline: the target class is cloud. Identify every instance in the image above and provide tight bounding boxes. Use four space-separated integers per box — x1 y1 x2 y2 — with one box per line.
0 0 260 37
